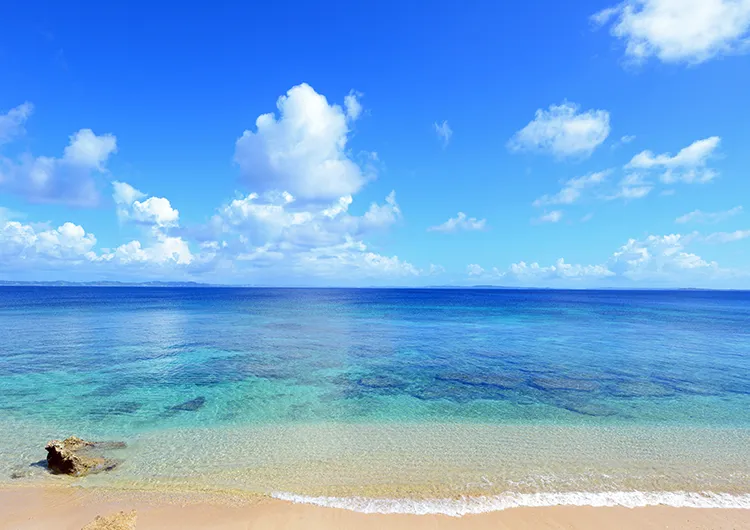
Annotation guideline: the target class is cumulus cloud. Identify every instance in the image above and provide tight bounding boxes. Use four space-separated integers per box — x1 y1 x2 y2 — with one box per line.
676 206 743 224
467 233 736 286
98 236 193 265
0 128 117 206
507 259 614 280
428 212 486 233
208 190 400 249
627 136 720 184
0 102 33 144
2 180 414 283
0 220 97 266
113 181 180 228
294 239 419 279
434 120 453 148
189 189 417 282
533 170 610 207
592 0 750 64
608 234 719 280
508 102 611 158
234 83 370 200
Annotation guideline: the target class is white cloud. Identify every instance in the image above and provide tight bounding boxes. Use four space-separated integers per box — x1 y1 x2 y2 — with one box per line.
535 210 564 223
99 236 193 265
130 197 180 228
344 90 363 121
427 264 445 276
0 220 97 265
0 211 196 274
112 181 146 206
592 0 750 64
209 190 400 249
508 102 611 158
533 170 610 207
294 239 419 279
0 128 117 206
362 190 401 229
608 234 717 279
113 181 180 228
63 129 117 170
507 259 614 280
428 212 486 233
676 206 743 224
234 83 369 200
702 229 750 243
434 120 453 148
467 264 485 277
192 189 417 282
606 173 653 200
0 180 416 282
0 102 33 144
627 136 720 184
466 232 737 286
611 134 637 150
591 6 621 25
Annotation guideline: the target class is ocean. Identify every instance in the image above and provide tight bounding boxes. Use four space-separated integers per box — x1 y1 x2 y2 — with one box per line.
1 287 749 514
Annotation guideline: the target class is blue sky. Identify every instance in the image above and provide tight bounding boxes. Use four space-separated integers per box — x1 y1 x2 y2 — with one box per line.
1 0 750 287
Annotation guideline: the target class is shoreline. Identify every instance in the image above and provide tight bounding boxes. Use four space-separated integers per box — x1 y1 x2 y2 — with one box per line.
1 485 749 530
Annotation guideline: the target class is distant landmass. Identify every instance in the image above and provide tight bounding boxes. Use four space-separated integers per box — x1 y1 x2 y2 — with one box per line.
0 280 214 287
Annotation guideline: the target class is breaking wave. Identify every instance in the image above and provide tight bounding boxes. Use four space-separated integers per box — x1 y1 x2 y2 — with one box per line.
271 491 750 517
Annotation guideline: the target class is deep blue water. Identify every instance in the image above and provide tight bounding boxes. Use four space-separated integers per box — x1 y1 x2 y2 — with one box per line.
1 287 749 435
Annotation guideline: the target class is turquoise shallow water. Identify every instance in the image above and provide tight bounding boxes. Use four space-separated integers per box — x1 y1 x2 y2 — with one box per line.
1 287 749 509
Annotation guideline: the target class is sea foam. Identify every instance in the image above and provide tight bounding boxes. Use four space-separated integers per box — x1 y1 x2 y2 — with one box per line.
271 491 750 516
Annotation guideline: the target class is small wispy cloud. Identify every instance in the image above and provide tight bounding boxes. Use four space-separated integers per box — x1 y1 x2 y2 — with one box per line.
676 206 742 224
467 264 485 277
533 170 610 207
428 212 486 233
534 210 563 224
611 134 636 149
434 120 453 148
703 229 750 244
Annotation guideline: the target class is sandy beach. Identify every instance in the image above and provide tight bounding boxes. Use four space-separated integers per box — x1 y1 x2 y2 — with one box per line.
1 486 748 530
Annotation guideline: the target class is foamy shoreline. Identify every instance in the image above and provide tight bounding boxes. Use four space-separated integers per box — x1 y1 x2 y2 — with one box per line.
1 485 749 529
272 490 750 516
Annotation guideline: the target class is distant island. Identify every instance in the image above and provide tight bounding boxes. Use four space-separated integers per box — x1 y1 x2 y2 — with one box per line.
0 280 214 287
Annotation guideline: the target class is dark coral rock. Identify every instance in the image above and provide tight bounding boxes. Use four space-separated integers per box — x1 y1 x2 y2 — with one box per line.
357 375 405 389
45 436 122 476
611 381 674 398
531 377 600 392
436 373 523 389
169 396 206 412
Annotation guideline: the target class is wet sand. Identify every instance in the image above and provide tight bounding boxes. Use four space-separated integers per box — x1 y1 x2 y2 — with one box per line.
1 486 748 530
